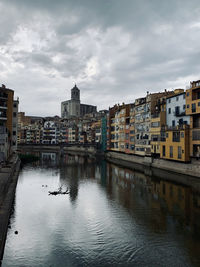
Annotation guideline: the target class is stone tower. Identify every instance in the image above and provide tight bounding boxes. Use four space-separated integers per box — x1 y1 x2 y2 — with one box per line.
71 84 80 101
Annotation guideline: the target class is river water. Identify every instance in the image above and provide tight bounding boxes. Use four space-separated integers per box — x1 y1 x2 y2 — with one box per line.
2 153 200 266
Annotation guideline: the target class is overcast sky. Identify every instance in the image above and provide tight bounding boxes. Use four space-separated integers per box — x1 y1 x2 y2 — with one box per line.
1 0 200 116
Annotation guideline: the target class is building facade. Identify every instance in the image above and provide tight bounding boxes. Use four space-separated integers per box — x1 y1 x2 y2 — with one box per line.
160 91 190 162
12 99 19 151
186 80 200 158
0 84 14 161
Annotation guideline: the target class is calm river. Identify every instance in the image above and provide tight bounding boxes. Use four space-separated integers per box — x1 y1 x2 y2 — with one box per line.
2 152 200 266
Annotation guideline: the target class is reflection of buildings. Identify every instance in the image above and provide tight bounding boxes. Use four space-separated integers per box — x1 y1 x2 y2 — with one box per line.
151 177 200 235
106 162 200 236
40 152 59 167
42 152 56 161
59 154 97 202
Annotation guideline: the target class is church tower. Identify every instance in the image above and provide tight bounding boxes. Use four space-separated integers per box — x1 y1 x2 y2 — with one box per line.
71 84 80 101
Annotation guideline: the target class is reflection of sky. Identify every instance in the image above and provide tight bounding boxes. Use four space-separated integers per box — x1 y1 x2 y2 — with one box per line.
2 158 200 266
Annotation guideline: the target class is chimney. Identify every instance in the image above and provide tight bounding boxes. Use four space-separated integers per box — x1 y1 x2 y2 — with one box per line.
2 84 6 88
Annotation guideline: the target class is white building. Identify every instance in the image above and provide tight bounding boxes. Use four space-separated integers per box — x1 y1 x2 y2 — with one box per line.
42 121 60 144
166 91 190 127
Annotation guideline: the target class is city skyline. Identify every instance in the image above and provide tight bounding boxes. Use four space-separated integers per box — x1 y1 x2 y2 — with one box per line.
0 0 200 116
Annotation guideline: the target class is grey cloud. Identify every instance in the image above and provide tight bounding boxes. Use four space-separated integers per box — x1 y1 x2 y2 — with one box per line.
0 0 200 116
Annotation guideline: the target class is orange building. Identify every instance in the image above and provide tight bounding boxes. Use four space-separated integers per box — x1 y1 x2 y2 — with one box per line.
186 80 200 158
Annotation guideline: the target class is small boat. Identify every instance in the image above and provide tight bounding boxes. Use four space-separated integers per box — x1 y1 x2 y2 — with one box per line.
48 187 69 195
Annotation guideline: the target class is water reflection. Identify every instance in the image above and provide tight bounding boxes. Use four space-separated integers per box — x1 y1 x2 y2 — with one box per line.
2 152 200 266
107 162 200 237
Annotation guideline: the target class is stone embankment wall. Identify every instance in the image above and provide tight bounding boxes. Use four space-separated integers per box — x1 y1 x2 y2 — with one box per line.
106 151 200 178
0 154 21 262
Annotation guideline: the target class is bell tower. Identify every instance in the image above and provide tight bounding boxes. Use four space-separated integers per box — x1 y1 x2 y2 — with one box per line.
71 84 80 101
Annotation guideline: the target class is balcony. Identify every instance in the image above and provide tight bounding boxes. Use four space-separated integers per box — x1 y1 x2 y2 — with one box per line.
0 111 7 120
172 132 180 142
151 113 160 119
174 111 185 117
0 134 7 144
0 101 7 109
0 126 7 134
0 92 8 99
164 124 189 131
192 130 200 141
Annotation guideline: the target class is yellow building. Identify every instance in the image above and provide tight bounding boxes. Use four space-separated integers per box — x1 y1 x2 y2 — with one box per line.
150 99 166 155
118 106 126 152
129 104 135 154
109 104 125 152
186 80 200 158
160 125 190 162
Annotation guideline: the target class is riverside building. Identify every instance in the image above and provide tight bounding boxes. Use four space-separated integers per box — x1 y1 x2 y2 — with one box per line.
0 84 15 161
186 80 200 158
160 90 190 162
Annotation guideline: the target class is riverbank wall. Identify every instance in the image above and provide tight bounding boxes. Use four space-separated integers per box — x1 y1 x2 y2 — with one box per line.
106 151 200 179
0 154 21 262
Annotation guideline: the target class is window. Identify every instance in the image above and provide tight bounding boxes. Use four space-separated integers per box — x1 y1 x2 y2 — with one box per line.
151 122 160 128
183 94 185 99
181 132 184 138
163 184 166 195
178 146 182 159
192 103 196 113
151 134 159 141
166 133 168 138
170 146 173 158
13 112 16 117
187 92 189 97
176 96 179 101
162 145 165 156
183 105 186 110
173 131 180 142
198 102 200 107
175 106 180 115
172 120 175 127
168 99 171 103
168 108 171 114
178 188 182 200
170 185 173 197
192 131 200 140
187 104 190 109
